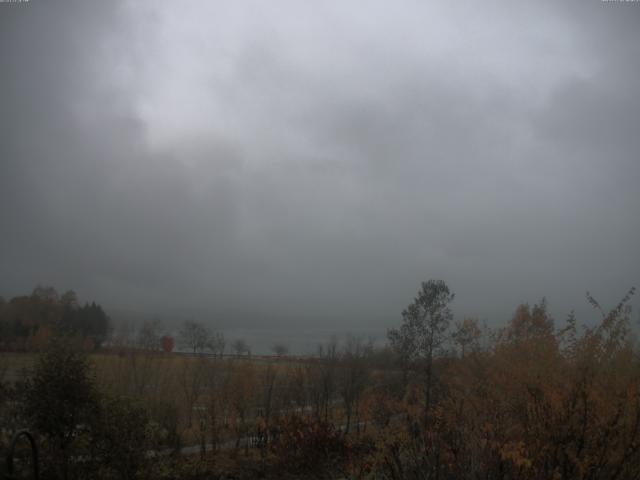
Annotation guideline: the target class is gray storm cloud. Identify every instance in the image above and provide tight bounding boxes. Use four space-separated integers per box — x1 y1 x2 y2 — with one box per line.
1 0 638 331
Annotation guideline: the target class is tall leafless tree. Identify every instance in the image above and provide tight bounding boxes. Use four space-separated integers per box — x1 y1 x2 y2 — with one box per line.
388 279 454 426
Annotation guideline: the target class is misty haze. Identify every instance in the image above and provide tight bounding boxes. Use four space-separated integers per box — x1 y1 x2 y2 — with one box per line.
1 1 639 479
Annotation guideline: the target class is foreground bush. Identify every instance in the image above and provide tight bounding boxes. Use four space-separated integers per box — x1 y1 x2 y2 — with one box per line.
19 339 158 480
270 415 351 477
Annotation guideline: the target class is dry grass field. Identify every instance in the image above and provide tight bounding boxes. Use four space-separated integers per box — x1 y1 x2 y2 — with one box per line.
2 349 361 449
0 353 37 384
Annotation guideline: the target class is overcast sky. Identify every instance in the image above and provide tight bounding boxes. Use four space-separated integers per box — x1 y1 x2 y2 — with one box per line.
1 0 638 332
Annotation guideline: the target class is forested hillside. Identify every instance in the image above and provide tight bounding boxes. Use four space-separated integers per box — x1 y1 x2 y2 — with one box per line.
0 286 110 351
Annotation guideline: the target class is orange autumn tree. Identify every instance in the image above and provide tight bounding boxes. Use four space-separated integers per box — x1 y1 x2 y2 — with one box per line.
161 335 174 353
372 288 640 480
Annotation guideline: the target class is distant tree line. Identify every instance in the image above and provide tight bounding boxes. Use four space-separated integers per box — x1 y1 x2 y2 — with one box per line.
112 317 228 355
0 286 110 351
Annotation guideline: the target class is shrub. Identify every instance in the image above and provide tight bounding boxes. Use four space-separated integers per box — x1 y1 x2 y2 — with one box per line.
270 415 350 477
